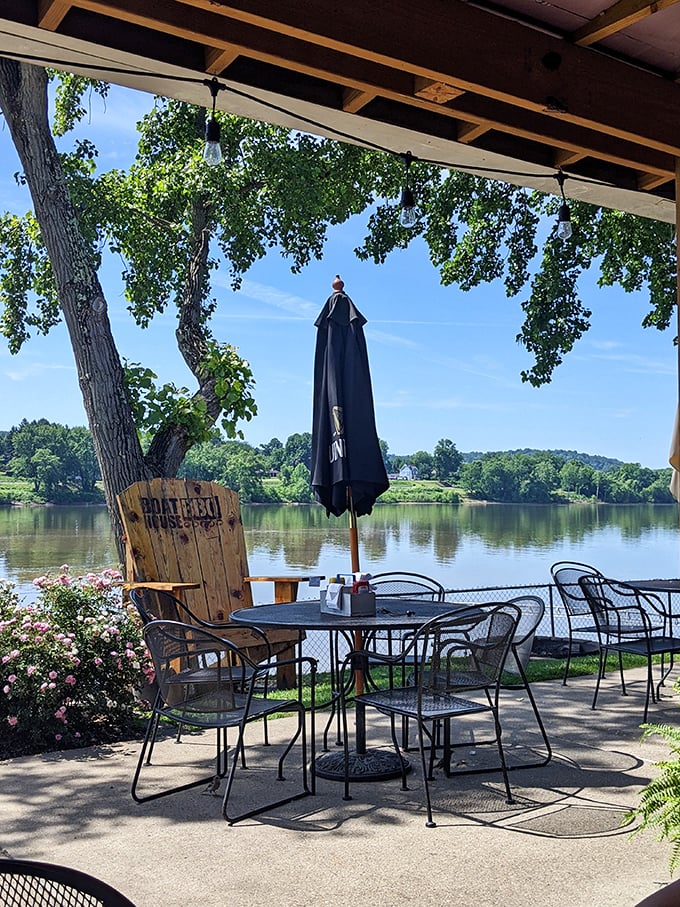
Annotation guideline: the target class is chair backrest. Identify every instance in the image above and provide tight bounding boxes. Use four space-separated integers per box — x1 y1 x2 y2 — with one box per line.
578 574 647 632
370 572 445 601
129 586 184 624
0 859 136 907
129 586 272 654
143 620 258 717
504 595 545 674
415 604 520 690
551 561 603 616
117 478 253 622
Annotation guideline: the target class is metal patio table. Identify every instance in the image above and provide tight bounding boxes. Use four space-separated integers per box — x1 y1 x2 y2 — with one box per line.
624 578 680 635
230 598 459 781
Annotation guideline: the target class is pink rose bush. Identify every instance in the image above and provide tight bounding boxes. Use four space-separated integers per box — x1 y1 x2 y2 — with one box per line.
0 568 154 757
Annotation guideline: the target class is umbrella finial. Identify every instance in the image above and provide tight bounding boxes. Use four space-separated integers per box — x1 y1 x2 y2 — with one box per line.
332 275 344 292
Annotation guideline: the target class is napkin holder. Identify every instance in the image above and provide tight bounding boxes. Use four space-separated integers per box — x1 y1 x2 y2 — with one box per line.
320 583 376 617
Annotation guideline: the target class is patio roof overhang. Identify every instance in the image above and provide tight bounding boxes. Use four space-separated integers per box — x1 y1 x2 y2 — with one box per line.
3 1 680 222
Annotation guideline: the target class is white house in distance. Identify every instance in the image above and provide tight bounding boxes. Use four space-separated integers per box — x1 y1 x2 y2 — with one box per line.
388 465 418 481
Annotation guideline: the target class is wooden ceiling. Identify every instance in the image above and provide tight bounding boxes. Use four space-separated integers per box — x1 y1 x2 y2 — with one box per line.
3 0 680 221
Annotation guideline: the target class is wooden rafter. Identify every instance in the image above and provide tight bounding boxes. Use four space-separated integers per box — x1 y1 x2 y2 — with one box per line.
572 0 680 48
37 0 72 31
11 0 680 207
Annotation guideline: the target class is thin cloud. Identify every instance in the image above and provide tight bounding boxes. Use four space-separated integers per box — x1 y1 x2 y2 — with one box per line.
365 328 419 349
5 363 74 381
230 279 318 319
589 339 623 351
587 350 675 376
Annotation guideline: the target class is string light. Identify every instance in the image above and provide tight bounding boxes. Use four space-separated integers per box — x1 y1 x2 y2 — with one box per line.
203 77 223 165
555 170 573 240
399 152 418 228
4 51 599 219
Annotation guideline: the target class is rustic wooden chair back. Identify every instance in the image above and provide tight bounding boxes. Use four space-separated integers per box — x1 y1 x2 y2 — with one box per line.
117 478 307 681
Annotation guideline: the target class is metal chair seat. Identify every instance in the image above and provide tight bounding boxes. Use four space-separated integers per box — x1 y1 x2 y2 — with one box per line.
0 859 136 907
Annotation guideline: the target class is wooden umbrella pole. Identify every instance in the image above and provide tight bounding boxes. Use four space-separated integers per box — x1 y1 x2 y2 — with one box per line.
347 488 366 736
676 159 680 418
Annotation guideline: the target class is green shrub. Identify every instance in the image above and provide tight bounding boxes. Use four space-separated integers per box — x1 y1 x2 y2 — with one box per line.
0 567 153 758
626 721 680 874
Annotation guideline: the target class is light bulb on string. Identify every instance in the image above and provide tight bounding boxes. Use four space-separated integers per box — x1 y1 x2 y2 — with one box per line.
203 77 223 165
555 170 572 241
398 151 418 228
557 202 572 240
399 186 418 228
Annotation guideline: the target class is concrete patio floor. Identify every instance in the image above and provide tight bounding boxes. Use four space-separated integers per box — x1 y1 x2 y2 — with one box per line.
1 666 680 907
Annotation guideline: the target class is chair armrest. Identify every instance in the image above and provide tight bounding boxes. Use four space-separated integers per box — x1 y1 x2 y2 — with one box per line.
124 581 200 594
244 576 325 605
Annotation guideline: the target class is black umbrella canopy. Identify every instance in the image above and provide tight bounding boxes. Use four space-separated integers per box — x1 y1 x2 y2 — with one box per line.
311 277 389 520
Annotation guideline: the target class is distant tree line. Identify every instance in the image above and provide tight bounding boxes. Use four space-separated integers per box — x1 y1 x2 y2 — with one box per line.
0 419 101 500
0 422 674 505
460 451 674 504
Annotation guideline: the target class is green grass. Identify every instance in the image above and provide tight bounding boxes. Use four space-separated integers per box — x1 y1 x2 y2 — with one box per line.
265 652 650 711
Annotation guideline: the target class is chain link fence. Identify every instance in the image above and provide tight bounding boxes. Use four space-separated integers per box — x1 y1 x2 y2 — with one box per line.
295 581 573 674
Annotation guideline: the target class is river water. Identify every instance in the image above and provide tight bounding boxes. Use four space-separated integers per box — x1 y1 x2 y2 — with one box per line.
1 502 679 602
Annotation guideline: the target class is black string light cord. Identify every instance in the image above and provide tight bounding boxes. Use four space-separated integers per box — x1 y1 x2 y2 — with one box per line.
0 49 613 193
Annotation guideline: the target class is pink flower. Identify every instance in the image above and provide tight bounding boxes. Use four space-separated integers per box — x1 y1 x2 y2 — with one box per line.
74 732 81 739
59 565 70 572
9 650 19 659
65 675 76 686
55 734 62 741
7 675 16 684
27 666 36 676
48 671 58 680
7 716 18 727
3 686 10 694
94 657 103 667
48 682 56 689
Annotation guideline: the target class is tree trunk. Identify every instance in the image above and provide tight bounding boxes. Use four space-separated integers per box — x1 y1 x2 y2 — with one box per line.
0 61 151 560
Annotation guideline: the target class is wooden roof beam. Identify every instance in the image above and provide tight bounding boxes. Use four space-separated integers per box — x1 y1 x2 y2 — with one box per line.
343 88 375 113
572 0 680 48
638 171 673 190
205 46 241 75
554 148 586 168
38 0 73 31
176 0 680 157
457 122 490 144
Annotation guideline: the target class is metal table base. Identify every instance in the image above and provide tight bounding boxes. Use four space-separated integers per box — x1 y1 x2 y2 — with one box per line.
315 748 410 782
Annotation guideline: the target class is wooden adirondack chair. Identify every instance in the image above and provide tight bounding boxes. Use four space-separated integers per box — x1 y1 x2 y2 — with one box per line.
117 478 314 686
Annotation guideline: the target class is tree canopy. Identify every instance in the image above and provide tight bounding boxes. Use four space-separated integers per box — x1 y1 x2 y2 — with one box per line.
0 61 675 548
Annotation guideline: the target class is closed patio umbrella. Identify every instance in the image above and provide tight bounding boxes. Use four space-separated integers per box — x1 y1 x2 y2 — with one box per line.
311 275 389 573
670 405 680 502
311 277 390 774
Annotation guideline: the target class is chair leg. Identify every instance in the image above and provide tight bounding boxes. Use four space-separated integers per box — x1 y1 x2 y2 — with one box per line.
417 720 436 828
132 713 227 804
562 629 574 684
222 703 313 825
491 705 513 804
643 656 654 723
592 648 606 710
618 651 627 695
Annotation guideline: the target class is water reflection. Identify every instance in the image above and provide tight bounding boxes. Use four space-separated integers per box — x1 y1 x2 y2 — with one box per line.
1 502 679 602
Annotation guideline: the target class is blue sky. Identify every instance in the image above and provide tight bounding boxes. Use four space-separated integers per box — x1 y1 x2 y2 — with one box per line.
0 85 677 469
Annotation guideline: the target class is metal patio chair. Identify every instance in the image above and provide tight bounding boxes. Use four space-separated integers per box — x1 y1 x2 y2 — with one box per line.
0 858 136 907
129 586 273 752
133 619 316 824
340 603 519 827
322 571 446 750
418 596 552 775
551 560 605 683
579 574 680 721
